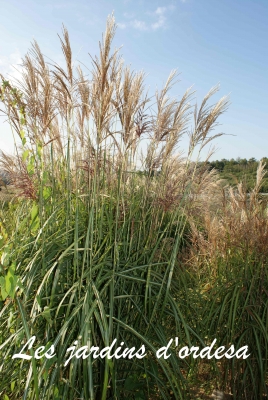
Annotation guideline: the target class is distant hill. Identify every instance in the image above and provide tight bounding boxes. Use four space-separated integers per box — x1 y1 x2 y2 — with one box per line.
204 157 268 193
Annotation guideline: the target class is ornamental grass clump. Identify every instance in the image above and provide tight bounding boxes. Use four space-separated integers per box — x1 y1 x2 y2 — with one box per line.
185 162 268 399
189 160 268 265
1 13 266 400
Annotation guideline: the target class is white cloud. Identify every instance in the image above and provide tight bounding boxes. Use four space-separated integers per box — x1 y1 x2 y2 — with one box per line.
123 12 135 19
151 5 176 30
151 8 167 30
132 19 148 31
155 6 167 15
117 4 175 31
117 18 148 31
0 50 23 82
117 22 127 29
151 17 166 30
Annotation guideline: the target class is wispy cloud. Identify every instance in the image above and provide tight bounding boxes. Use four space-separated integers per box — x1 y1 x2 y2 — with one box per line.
0 50 23 81
117 4 175 32
151 6 167 30
49 1 75 9
132 19 148 31
155 6 168 14
117 22 127 29
123 12 135 19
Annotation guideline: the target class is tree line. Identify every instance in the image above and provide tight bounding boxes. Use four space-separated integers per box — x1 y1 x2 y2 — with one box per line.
204 157 268 192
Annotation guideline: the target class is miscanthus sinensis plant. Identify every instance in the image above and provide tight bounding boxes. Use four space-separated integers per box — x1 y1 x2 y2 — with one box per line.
185 162 268 399
3 13 263 400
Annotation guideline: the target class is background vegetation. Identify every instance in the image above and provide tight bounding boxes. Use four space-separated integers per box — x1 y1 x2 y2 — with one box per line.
204 158 268 193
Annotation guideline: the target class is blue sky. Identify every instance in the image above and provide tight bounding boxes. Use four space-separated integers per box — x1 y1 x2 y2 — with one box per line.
0 0 267 160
